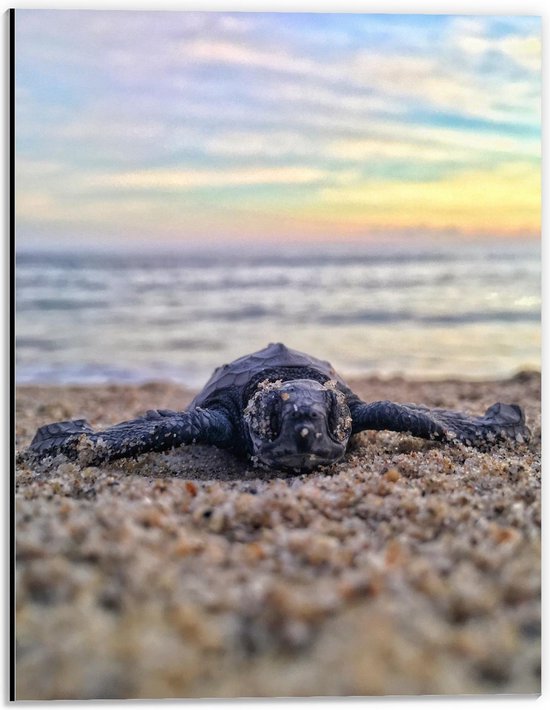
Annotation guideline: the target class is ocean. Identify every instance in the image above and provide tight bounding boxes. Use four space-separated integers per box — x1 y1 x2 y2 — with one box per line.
15 240 540 387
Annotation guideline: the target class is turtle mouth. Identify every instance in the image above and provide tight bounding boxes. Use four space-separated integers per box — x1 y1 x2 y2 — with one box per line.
255 448 345 473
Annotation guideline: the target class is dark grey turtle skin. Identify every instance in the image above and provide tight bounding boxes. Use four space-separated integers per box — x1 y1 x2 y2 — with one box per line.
28 343 530 472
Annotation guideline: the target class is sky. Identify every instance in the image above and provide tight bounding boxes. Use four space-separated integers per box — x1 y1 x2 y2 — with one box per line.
15 11 541 248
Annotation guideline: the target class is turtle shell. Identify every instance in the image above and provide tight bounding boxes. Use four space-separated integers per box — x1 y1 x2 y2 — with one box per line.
190 342 345 408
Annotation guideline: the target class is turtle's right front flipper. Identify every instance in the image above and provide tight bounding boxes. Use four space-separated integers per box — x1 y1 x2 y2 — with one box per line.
350 400 530 447
27 408 233 465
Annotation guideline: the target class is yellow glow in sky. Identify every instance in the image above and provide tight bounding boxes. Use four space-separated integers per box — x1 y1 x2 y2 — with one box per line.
311 162 540 236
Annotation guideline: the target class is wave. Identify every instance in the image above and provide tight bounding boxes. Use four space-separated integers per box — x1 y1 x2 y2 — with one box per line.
14 241 541 383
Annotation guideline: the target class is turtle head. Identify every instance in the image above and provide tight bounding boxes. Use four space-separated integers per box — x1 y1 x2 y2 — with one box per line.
243 379 352 472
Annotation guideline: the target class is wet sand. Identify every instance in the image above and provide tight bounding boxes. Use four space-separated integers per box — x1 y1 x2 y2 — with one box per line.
15 373 541 699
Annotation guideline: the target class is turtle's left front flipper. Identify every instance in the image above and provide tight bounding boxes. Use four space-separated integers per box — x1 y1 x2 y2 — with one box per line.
350 400 530 447
27 407 234 464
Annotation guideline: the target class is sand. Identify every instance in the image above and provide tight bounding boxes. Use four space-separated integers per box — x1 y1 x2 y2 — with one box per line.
14 372 541 700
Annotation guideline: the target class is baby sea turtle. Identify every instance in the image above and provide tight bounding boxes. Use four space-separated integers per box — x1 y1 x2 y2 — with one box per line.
28 343 529 472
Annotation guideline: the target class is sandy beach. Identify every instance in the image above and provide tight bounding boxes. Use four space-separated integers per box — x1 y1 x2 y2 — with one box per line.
15 372 540 700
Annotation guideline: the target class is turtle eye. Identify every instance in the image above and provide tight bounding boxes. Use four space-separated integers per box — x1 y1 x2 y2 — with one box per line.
267 395 282 439
326 390 341 432
269 409 281 439
325 388 351 441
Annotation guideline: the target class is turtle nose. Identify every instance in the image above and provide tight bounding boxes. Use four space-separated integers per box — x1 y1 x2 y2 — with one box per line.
297 423 314 439
294 422 315 451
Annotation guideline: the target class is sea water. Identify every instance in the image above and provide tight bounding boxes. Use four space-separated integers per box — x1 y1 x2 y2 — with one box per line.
15 240 540 387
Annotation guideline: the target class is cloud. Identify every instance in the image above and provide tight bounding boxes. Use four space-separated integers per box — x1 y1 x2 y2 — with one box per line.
453 16 541 72
197 118 539 169
456 32 541 72
327 127 540 164
16 158 67 178
17 12 540 137
168 23 539 126
498 35 541 72
202 131 320 159
85 165 331 190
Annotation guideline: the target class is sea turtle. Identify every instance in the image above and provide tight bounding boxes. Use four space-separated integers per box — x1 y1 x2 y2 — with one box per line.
28 343 529 472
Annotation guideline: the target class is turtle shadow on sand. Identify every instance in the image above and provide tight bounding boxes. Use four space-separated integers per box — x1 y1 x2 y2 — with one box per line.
108 446 297 483
18 444 302 484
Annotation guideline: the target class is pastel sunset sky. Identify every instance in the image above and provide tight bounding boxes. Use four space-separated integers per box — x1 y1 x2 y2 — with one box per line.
15 11 541 247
